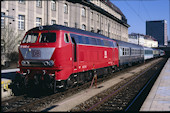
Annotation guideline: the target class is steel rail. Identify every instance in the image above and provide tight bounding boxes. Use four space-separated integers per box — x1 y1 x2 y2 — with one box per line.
86 59 163 111
124 59 166 111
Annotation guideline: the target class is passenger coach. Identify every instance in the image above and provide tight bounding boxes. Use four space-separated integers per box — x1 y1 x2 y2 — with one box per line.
114 39 144 68
143 47 153 60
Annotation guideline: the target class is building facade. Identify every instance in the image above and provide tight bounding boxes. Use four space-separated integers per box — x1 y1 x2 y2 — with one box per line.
146 20 168 46
128 33 145 46
128 33 158 48
1 0 129 65
144 35 158 47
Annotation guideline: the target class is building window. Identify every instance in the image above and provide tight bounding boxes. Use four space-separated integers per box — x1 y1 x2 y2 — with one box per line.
36 0 42 7
91 27 94 32
18 15 25 30
91 12 93 21
64 3 68 14
64 22 68 27
36 17 42 27
51 0 56 11
82 7 86 17
19 0 25 4
1 12 5 28
82 24 86 30
51 20 56 25
97 14 99 23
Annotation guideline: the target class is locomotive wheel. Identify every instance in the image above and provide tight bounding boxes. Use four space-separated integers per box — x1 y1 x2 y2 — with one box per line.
11 73 25 96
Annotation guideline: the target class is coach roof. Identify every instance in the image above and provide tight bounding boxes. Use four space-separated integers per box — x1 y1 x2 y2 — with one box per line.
114 39 143 49
28 24 112 40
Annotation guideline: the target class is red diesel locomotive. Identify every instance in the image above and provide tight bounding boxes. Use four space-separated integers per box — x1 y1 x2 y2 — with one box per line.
15 24 119 92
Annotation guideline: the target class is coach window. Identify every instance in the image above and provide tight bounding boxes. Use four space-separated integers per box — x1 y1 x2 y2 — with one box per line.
123 48 125 56
127 48 130 55
64 33 69 43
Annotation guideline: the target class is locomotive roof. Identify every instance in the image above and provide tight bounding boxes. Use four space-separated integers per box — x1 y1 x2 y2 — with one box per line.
28 24 113 41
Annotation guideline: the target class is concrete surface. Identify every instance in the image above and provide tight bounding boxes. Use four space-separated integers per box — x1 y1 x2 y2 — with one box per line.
140 58 170 111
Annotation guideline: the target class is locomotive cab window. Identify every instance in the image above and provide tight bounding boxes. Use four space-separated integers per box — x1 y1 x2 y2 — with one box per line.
39 33 56 43
22 33 39 43
64 33 69 43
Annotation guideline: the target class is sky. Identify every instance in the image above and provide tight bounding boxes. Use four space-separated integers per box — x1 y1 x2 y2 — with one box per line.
111 0 170 40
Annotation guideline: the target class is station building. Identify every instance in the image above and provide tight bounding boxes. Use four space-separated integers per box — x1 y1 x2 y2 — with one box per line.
1 0 129 65
129 33 158 47
144 35 158 47
128 33 145 46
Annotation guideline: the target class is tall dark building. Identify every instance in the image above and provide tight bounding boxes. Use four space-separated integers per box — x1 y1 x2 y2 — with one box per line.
146 20 168 46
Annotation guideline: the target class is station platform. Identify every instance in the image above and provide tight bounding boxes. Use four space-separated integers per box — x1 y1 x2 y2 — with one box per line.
140 58 170 111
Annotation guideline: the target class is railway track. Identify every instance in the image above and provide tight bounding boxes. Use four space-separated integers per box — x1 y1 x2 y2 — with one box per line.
71 58 167 111
1 58 164 112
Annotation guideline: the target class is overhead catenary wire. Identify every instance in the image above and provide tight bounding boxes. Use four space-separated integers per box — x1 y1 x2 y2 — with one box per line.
141 0 152 20
124 0 145 23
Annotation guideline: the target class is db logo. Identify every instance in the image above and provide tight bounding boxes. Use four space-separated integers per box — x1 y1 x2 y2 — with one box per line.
32 50 41 57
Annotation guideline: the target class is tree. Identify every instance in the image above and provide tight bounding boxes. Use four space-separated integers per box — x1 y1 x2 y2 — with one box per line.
1 25 24 66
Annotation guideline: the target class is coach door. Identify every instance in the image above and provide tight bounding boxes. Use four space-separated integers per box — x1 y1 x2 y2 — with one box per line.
71 35 78 73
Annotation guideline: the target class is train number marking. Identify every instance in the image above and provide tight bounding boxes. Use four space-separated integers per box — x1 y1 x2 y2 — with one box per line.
82 65 87 69
104 51 107 58
32 50 41 57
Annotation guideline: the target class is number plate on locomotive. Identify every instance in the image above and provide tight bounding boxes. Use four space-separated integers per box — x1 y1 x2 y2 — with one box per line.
31 50 41 57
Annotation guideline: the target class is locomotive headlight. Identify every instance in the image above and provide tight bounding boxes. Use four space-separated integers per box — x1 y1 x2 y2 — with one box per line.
43 60 54 66
48 60 54 66
21 61 26 66
21 60 30 66
25 61 30 64
43 61 49 66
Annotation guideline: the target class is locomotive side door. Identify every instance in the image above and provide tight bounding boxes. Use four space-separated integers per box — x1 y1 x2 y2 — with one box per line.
70 35 78 74
112 42 115 65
